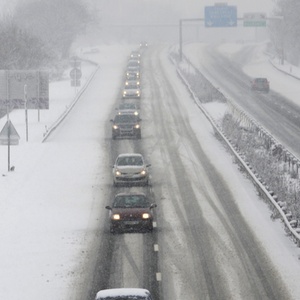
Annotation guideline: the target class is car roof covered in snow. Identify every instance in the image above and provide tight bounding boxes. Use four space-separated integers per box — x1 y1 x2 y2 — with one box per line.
96 288 151 299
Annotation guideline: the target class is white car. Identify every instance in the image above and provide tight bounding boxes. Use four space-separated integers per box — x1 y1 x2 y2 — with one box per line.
112 153 150 186
95 288 153 300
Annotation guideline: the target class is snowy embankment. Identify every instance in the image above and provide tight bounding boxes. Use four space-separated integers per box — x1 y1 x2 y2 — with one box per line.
178 42 300 242
0 45 133 300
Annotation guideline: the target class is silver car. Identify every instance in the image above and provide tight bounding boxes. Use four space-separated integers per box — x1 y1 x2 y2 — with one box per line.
112 153 150 186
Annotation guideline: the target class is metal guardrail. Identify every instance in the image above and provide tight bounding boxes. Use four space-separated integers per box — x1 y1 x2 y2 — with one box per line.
169 53 300 247
42 63 100 142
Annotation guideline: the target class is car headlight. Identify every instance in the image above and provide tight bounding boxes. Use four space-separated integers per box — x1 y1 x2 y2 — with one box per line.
112 214 120 220
134 124 140 129
134 111 138 116
115 170 121 176
123 91 127 95
140 169 147 176
113 125 118 130
142 213 150 219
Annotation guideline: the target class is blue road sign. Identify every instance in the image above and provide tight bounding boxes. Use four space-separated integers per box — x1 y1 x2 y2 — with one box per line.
205 5 237 27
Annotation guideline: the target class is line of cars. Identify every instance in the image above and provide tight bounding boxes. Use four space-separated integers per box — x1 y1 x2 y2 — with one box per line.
96 46 155 299
110 51 142 140
107 48 156 235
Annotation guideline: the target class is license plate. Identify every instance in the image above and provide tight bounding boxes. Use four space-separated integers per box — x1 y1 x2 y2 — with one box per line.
125 221 139 225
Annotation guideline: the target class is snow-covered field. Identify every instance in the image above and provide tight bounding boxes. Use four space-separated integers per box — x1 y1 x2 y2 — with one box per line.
1 42 300 299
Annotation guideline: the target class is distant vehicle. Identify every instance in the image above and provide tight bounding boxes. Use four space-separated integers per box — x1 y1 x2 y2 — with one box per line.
122 83 141 99
116 102 139 116
128 58 140 65
112 153 151 187
95 288 153 300
130 50 141 59
126 71 140 80
140 41 148 49
126 61 140 79
110 113 141 139
125 79 140 86
251 77 270 93
106 192 156 233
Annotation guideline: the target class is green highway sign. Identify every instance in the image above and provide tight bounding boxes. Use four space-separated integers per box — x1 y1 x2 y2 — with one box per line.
243 12 266 27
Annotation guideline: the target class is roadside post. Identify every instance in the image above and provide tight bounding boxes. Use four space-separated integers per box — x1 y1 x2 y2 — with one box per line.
24 84 28 142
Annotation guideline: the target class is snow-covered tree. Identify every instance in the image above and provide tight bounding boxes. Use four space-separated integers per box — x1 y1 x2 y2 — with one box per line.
13 0 92 59
0 20 52 69
270 0 300 65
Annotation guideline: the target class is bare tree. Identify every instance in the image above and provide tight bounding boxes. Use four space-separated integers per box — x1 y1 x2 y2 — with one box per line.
13 0 93 59
270 0 300 65
0 19 52 69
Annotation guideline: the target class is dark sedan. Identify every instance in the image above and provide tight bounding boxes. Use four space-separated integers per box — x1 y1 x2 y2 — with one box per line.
106 192 157 233
110 113 141 139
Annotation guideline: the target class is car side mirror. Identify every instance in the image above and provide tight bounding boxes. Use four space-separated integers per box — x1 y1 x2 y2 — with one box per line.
150 203 157 209
146 163 151 167
105 206 112 210
110 119 114 122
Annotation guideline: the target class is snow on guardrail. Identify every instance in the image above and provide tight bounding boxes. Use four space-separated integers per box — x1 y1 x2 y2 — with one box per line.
169 52 300 247
42 61 100 142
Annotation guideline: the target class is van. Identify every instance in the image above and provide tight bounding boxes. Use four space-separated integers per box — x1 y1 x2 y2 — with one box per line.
95 288 153 300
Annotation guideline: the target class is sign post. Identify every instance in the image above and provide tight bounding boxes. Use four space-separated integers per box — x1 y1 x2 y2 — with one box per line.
0 120 20 171
70 68 82 87
24 84 28 142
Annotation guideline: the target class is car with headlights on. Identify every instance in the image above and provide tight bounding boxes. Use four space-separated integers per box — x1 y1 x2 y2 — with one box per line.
126 61 140 79
116 102 139 116
130 50 141 59
110 113 141 139
126 71 140 80
125 79 140 87
122 83 141 99
105 192 156 233
95 288 153 300
140 41 148 49
112 153 150 186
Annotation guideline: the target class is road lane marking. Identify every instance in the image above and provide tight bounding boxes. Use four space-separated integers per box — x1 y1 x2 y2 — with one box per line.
156 272 162 281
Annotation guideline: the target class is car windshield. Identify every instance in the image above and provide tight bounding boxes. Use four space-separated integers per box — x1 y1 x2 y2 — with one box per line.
114 115 137 123
254 78 268 84
128 61 139 67
119 103 136 110
124 85 138 89
113 195 149 208
117 156 143 166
